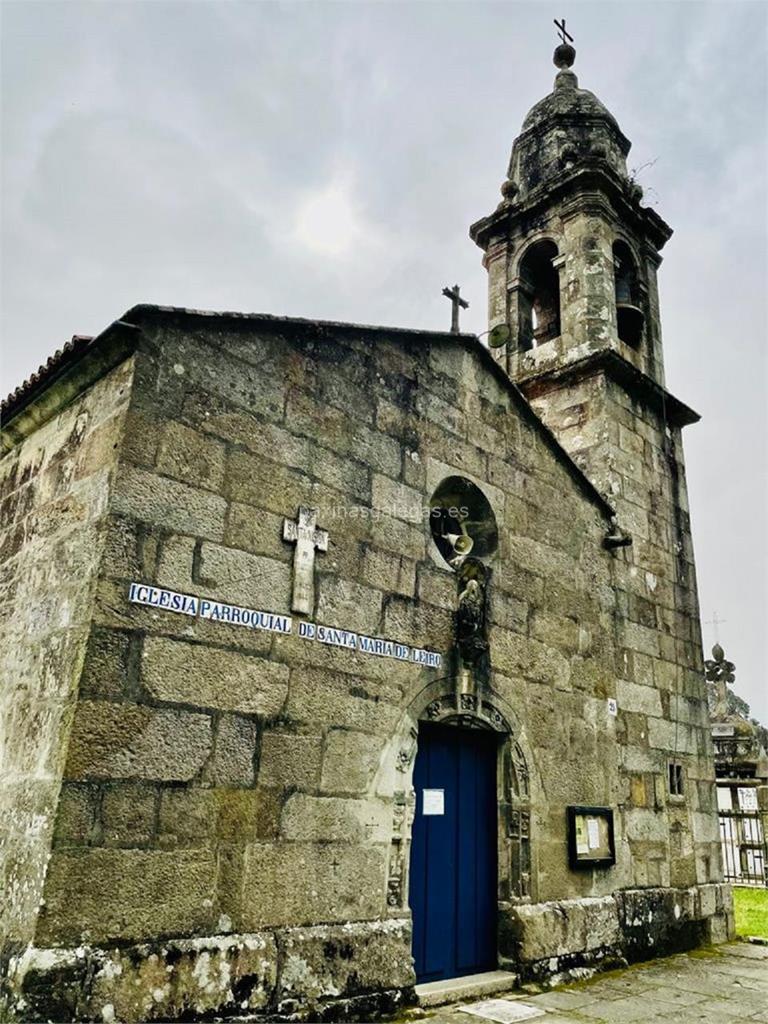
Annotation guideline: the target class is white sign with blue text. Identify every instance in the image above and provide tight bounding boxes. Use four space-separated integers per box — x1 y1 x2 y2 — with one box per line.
127 582 442 668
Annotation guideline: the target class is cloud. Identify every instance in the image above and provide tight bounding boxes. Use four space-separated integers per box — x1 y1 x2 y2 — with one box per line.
292 169 370 258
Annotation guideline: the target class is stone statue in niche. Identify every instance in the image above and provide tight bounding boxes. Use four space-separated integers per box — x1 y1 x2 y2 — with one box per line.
455 557 491 675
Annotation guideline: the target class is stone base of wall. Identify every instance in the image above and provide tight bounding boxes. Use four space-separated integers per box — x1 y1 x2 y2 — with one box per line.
3 887 734 1021
501 884 734 984
2 919 415 1023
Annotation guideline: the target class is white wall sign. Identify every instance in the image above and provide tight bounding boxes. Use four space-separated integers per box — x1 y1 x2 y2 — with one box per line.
423 789 445 816
712 724 735 737
127 582 441 668
738 787 759 811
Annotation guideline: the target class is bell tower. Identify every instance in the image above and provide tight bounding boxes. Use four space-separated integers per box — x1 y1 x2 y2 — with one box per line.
469 33 700 500
472 36 724 893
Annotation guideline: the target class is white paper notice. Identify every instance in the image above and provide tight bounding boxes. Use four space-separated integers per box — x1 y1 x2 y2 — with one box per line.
423 789 445 816
738 787 758 811
587 817 601 850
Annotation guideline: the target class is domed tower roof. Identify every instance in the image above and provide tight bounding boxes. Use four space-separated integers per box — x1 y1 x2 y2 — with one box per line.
521 79 623 136
501 42 632 205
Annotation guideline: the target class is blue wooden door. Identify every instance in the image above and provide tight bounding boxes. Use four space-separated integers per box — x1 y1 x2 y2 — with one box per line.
409 723 497 982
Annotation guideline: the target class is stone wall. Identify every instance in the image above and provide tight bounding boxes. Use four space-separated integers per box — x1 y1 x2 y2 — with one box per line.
1 307 730 1021
526 369 722 894
0 360 133 975
503 882 733 984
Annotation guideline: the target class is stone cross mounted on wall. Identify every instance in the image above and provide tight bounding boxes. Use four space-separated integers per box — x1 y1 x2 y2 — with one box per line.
282 506 328 615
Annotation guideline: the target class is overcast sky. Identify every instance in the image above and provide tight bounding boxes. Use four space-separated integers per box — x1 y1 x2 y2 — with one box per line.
2 0 766 719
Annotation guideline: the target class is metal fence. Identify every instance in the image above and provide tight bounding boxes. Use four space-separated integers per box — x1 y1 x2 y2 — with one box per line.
719 809 767 886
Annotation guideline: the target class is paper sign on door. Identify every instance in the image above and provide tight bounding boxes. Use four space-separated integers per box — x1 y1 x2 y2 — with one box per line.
423 789 445 815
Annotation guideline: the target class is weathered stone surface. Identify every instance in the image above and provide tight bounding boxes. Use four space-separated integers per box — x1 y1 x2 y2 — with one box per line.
382 595 453 649
240 842 386 928
505 896 621 964
285 666 402 733
65 700 212 781
112 465 227 540
196 541 292 612
491 630 571 690
53 783 99 845
259 730 322 790
101 782 157 846
215 787 281 842
36 848 218 944
87 931 277 1022
0 362 133 954
157 787 217 848
278 919 414 1007
156 421 226 493
141 638 289 715
360 545 416 597
203 713 258 787
617 677 663 717
316 577 383 635
320 728 385 794
79 627 130 699
225 502 289 561
281 793 389 843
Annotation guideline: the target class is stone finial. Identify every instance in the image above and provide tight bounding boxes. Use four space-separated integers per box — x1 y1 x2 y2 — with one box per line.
705 644 735 684
705 643 736 720
554 42 576 69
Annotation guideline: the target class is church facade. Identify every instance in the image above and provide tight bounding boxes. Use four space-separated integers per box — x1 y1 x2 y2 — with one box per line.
1 42 731 1024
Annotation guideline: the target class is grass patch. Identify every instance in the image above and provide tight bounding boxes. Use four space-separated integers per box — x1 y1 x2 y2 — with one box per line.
733 885 768 938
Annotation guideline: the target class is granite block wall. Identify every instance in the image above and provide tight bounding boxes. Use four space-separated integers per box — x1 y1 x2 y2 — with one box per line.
0 359 133 970
0 308 730 1021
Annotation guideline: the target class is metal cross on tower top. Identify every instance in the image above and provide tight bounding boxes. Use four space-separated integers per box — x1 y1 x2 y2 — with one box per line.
554 18 573 44
442 284 469 334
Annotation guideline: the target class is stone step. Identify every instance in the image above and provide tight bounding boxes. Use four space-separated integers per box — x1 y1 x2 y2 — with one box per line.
416 970 519 1008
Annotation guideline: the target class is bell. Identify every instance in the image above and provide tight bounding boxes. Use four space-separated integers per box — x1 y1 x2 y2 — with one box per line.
616 302 644 347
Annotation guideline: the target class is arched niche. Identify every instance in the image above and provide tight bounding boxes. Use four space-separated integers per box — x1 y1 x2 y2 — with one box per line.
518 239 561 349
613 239 644 347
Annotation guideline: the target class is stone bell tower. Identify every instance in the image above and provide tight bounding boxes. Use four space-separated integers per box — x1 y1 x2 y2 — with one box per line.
469 33 701 516
471 37 725 893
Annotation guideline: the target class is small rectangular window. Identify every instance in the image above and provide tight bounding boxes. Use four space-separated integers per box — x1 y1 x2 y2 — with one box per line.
668 762 684 797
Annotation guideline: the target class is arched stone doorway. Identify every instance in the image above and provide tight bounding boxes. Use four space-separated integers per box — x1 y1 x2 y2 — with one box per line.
381 682 534 982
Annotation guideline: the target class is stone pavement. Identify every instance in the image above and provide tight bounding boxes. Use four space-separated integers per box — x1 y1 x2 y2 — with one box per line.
416 943 768 1024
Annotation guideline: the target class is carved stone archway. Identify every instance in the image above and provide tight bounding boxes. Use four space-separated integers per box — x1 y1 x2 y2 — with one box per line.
381 678 535 916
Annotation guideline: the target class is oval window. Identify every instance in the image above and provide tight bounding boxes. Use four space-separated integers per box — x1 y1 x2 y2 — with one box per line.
429 476 498 569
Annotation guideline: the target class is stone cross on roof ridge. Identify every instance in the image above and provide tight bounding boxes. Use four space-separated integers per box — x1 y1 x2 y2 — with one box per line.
442 284 469 334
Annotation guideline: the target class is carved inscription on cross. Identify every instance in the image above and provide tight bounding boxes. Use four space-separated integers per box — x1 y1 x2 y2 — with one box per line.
442 283 469 334
282 506 328 615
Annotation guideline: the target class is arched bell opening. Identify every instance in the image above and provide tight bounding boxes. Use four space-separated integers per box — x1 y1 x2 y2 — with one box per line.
613 239 645 347
518 239 561 350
